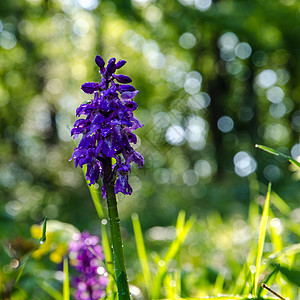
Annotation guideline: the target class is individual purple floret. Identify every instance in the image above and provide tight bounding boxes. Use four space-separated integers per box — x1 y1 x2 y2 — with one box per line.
70 55 144 197
69 232 107 300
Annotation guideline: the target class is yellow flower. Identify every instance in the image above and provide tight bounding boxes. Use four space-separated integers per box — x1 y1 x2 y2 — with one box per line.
30 220 79 263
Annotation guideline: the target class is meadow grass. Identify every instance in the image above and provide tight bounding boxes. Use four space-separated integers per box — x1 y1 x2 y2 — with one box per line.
17 181 298 300
9 146 300 299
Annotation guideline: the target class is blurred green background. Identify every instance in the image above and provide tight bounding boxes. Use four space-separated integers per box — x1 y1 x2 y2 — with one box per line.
0 0 300 298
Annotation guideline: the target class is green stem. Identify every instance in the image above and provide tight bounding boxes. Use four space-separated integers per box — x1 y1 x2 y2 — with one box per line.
104 158 131 300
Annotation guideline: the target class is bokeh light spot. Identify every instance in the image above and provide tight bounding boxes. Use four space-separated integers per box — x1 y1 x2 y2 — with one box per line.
265 123 289 143
71 63 87 80
165 125 185 145
73 19 90 36
217 116 234 133
185 116 207 150
132 0 152 7
266 86 284 103
233 151 257 177
194 0 212 11
263 164 282 182
184 71 202 95
179 32 196 49
218 32 239 51
292 110 300 132
77 0 99 10
226 60 242 75
46 79 63 94
188 92 211 110
235 42 252 59
291 143 300 159
269 103 286 118
276 69 290 85
183 169 199 186
256 69 277 88
194 160 212 178
0 31 17 49
145 5 162 23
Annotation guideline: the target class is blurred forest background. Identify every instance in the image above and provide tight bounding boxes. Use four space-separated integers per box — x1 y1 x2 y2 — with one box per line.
0 0 300 298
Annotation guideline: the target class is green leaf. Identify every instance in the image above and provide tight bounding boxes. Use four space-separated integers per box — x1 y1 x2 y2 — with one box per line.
15 217 48 288
257 264 280 297
82 165 116 298
132 212 151 295
214 273 225 294
39 216 48 244
268 243 300 260
254 182 271 296
255 144 300 168
40 281 63 300
288 158 300 168
176 210 186 233
164 273 176 299
231 246 257 295
269 210 282 253
82 165 105 218
151 213 196 299
255 144 280 156
275 264 300 287
270 191 291 216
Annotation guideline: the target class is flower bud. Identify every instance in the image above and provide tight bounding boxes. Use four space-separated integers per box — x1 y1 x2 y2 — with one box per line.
81 82 101 94
118 84 135 92
116 60 127 69
114 74 132 83
95 55 105 68
106 58 116 75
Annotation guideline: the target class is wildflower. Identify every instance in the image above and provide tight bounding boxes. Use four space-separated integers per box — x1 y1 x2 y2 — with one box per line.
69 232 107 300
70 55 144 197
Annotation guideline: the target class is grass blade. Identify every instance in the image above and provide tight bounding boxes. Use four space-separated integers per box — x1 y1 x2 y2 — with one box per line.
270 191 291 216
275 264 300 287
15 263 27 286
255 144 280 156
151 214 196 299
40 281 63 300
174 263 181 299
257 264 280 298
164 273 176 299
255 144 300 168
164 215 196 264
82 166 116 298
39 217 48 244
63 257 70 300
132 213 151 295
269 210 283 253
232 246 256 295
254 182 271 296
175 211 185 297
214 273 225 295
82 165 105 218
267 243 300 260
176 210 186 233
15 217 48 289
248 174 260 227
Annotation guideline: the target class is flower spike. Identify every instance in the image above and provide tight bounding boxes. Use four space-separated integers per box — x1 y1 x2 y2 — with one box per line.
70 55 143 197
